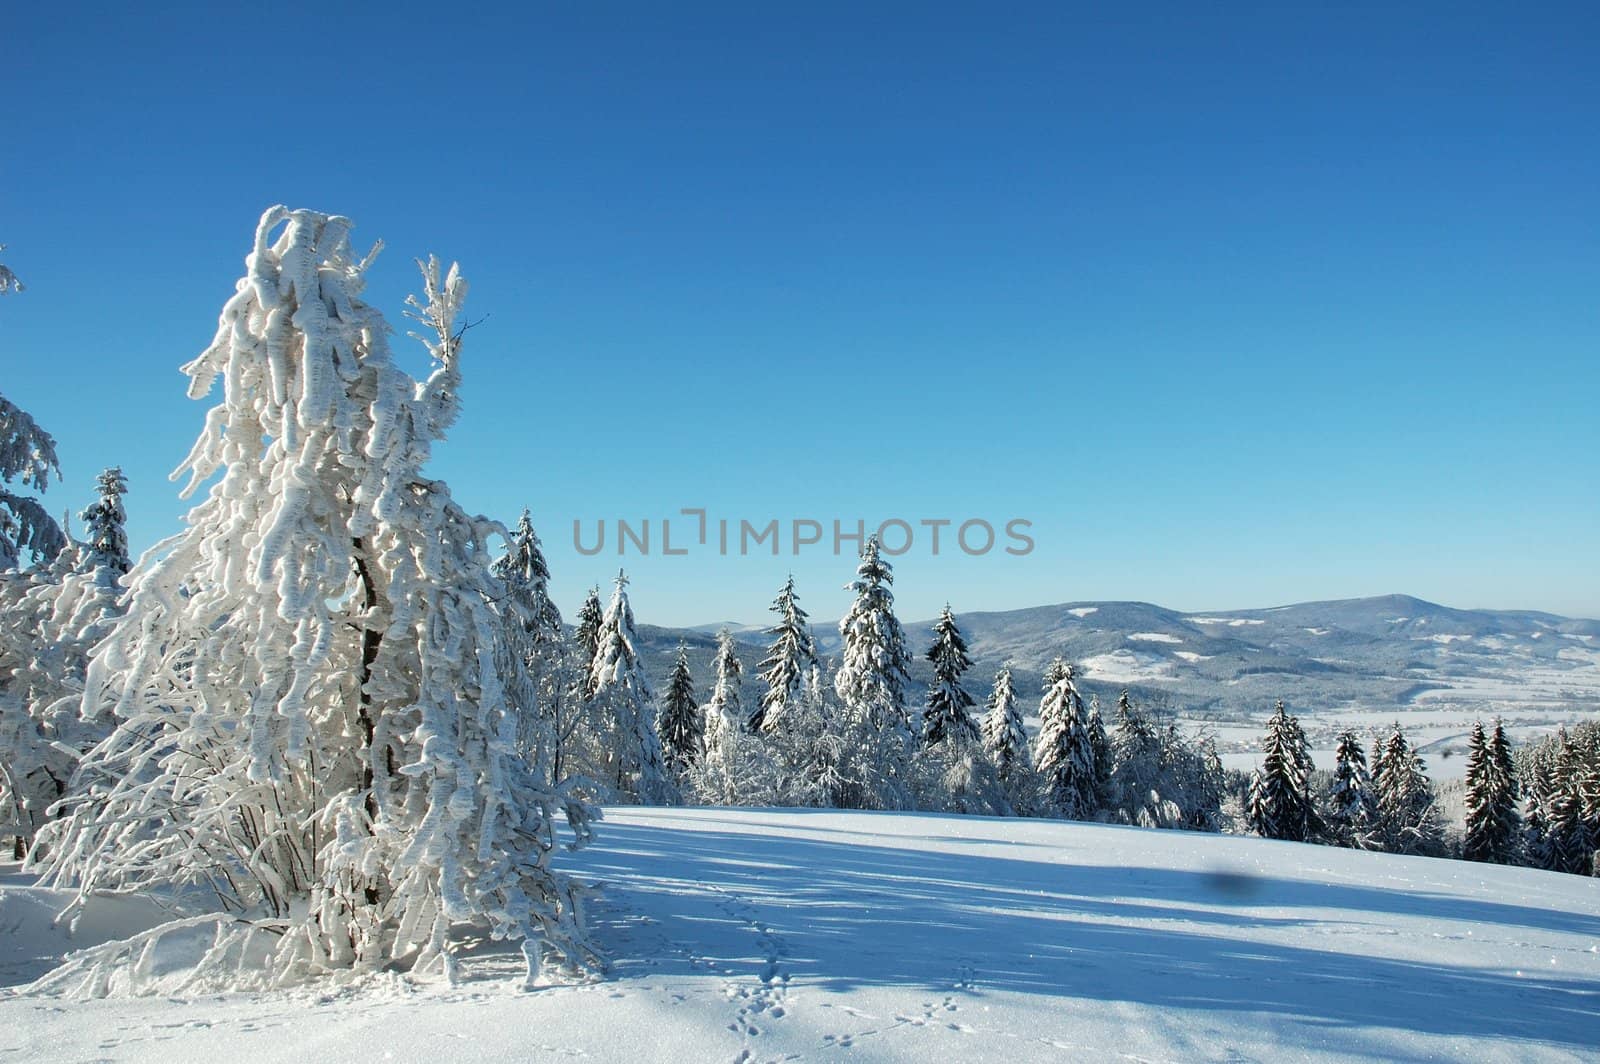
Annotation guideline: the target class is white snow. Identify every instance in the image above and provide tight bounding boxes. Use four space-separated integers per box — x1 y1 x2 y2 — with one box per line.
5 808 1597 1062
1303 627 1331 635
1128 632 1183 644
1424 634 1473 644
1174 651 1212 663
1066 607 1098 618
1079 649 1177 683
1188 617 1265 627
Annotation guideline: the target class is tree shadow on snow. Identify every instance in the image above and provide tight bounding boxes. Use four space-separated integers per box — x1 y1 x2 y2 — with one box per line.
569 816 1600 1052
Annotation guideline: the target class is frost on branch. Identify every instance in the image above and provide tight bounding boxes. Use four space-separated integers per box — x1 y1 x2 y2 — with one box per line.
33 207 596 992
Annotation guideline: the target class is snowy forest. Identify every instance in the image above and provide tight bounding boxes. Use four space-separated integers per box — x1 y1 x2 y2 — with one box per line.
2 211 1597 994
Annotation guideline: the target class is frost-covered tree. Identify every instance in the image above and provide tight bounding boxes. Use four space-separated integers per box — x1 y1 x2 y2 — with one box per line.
490 509 572 779
753 575 817 734
1246 701 1317 842
1034 660 1098 819
764 663 844 808
658 643 702 780
32 209 596 988
1462 720 1520 864
1326 730 1379 848
1102 689 1222 831
831 536 914 809
922 605 978 747
79 467 130 577
0 391 67 570
981 666 1032 809
587 570 673 805
1371 723 1444 856
693 628 776 805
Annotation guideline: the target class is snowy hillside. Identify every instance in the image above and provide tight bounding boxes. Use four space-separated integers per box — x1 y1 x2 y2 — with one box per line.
641 593 1600 760
5 808 1597 1062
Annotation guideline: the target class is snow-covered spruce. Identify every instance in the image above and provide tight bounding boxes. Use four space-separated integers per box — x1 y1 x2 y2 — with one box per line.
0 391 67 570
1246 700 1318 842
831 536 915 810
980 666 1033 812
1033 659 1098 820
586 571 674 805
922 605 978 748
572 585 604 700
79 467 131 577
752 575 818 734
692 628 776 805
1326 729 1379 848
490 509 572 777
32 209 596 990
1462 720 1521 864
658 643 702 781
1370 723 1444 856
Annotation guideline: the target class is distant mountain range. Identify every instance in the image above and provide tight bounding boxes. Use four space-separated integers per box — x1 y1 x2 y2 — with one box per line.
638 595 1600 734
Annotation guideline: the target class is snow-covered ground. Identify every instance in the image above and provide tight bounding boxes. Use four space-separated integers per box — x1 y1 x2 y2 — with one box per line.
4 808 1598 1062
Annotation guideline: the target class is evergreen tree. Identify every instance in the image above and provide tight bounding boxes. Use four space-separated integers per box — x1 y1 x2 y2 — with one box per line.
753 575 817 734
572 585 604 699
1034 660 1098 819
922 605 978 747
658 643 702 779
490 509 568 772
981 666 1030 786
79 467 130 577
0 391 66 570
1326 730 1378 848
695 628 775 805
588 570 673 805
1087 693 1111 807
32 211 595 985
1372 723 1444 855
1463 720 1521 864
1246 700 1317 842
831 536 914 809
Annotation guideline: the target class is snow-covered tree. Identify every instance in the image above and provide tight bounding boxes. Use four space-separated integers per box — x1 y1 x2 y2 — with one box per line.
1462 720 1521 864
922 605 978 747
0 470 134 856
490 509 572 779
1325 730 1379 848
33 209 596 988
693 628 776 805
831 536 914 809
658 643 702 780
79 467 130 577
1101 689 1222 832
981 666 1032 809
572 585 604 699
587 570 673 805
1087 693 1111 807
1371 723 1444 855
1034 660 1098 819
753 575 817 734
767 663 845 809
1246 700 1317 842
0 391 66 570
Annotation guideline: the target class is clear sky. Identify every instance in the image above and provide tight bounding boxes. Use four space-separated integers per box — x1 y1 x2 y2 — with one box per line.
3 2 1596 628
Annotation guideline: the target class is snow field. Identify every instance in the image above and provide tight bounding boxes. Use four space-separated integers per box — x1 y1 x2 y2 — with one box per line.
4 807 1597 1063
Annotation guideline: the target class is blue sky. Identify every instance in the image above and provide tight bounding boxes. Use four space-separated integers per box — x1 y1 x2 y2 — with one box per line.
3 2 1596 627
